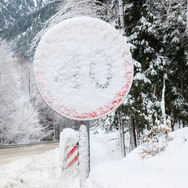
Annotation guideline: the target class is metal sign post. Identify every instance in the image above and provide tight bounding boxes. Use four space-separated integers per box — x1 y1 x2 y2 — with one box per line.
79 121 90 187
85 121 90 173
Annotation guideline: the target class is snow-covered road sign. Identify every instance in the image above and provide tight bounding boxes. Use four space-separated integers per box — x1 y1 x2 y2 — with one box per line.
34 17 133 187
33 17 133 121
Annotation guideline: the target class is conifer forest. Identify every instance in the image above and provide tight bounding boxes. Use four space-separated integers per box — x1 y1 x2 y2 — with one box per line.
0 0 187 147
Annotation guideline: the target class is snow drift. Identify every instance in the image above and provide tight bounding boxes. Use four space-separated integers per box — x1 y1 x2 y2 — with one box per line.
0 128 187 188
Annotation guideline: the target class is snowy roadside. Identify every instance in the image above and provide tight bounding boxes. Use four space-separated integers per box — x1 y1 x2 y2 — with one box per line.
0 128 188 188
0 142 58 166
0 130 121 188
86 127 188 188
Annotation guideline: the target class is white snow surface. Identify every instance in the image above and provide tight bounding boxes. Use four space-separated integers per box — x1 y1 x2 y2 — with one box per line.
33 0 37 7
34 17 133 120
0 129 121 188
86 127 188 188
134 72 151 83
0 128 188 188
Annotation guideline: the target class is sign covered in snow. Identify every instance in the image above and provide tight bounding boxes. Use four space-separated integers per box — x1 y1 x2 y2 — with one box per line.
34 17 133 120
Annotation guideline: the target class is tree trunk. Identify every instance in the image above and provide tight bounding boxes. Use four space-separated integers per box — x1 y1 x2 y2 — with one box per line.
132 117 137 148
179 119 181 129
161 74 166 126
118 0 125 32
183 119 185 128
171 117 175 131
129 116 137 151
118 112 126 157
166 0 171 27
186 0 188 34
122 122 126 157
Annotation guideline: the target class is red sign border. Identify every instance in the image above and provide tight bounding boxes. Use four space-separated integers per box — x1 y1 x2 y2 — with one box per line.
34 17 134 121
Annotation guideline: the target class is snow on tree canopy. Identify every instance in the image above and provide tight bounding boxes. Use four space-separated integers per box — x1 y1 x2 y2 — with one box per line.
34 17 133 120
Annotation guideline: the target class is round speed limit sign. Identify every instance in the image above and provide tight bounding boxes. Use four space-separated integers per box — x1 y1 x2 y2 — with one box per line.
34 17 133 120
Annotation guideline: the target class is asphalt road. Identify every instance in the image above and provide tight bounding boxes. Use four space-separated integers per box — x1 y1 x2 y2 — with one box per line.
0 141 59 166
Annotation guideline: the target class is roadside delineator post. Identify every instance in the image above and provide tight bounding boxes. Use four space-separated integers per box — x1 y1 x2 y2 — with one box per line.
59 128 79 170
66 144 79 168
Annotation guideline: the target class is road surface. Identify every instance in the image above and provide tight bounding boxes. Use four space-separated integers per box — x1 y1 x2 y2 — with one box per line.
0 142 59 166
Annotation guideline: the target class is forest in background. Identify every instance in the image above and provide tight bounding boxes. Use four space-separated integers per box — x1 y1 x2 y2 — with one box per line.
0 0 187 149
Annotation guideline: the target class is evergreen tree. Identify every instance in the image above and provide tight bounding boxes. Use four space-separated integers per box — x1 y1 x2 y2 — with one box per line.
124 1 166 127
161 0 188 128
110 0 172 148
148 0 188 128
112 0 188 150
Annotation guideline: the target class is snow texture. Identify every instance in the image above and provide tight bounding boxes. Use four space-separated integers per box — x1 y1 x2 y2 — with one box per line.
0 128 121 188
134 72 151 83
86 127 188 188
0 128 188 187
34 16 133 120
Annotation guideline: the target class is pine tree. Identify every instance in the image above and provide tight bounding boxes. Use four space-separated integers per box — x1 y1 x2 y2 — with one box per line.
110 0 172 149
156 0 188 128
125 1 163 127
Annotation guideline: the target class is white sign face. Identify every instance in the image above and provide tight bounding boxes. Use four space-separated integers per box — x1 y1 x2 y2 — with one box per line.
34 17 133 120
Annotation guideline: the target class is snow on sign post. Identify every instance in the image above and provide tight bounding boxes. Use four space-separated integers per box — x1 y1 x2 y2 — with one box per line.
33 16 133 186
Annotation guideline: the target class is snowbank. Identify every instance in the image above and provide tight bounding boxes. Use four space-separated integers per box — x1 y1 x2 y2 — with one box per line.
86 127 188 188
0 129 120 188
0 149 65 188
0 128 188 188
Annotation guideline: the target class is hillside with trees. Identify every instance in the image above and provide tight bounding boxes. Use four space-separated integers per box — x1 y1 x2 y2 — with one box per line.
0 0 187 147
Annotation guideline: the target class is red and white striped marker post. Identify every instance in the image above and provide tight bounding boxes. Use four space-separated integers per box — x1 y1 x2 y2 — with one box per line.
66 144 79 169
59 129 79 171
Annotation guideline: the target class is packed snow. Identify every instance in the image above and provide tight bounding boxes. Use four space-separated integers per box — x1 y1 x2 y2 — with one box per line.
86 127 188 188
79 125 90 187
34 17 133 120
0 127 188 188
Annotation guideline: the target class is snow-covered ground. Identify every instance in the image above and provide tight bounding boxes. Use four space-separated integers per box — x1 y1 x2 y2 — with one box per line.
0 128 188 188
86 128 188 188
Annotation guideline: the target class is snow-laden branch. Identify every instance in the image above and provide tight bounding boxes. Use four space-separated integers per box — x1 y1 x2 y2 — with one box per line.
31 0 117 53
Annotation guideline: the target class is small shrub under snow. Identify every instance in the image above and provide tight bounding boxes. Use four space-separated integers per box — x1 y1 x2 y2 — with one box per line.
141 120 172 158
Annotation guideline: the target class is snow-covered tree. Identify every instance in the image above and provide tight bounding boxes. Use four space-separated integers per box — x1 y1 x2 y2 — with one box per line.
0 40 21 144
0 40 47 144
12 97 47 144
105 0 174 150
122 0 166 144
116 0 188 149
156 0 188 128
